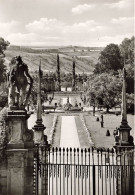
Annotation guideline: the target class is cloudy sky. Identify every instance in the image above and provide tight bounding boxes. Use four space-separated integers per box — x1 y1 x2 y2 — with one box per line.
0 0 134 46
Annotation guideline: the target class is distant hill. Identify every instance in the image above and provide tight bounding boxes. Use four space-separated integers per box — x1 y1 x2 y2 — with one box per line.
5 45 103 73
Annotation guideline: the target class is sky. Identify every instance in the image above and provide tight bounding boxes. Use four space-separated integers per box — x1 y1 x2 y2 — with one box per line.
0 0 134 47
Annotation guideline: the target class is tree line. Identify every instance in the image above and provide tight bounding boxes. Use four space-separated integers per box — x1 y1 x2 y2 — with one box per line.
87 36 134 113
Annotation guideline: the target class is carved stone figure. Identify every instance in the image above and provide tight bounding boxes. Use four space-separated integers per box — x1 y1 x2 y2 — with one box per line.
8 56 33 110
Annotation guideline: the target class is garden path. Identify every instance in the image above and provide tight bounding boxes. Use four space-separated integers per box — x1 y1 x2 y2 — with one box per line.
60 116 80 148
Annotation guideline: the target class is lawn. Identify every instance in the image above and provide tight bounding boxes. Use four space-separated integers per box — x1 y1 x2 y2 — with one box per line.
84 112 134 149
75 115 90 148
29 95 134 149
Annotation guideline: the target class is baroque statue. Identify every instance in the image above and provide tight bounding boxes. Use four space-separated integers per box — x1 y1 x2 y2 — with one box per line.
7 56 33 110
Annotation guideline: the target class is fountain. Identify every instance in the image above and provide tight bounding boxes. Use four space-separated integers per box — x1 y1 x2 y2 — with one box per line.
58 96 82 112
63 96 72 111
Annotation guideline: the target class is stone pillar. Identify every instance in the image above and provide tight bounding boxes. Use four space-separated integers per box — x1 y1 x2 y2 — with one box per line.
6 148 35 195
32 61 50 195
114 68 134 195
6 110 33 149
0 157 7 195
38 137 50 195
32 62 45 144
115 147 134 195
0 55 35 195
4 110 35 195
32 115 50 195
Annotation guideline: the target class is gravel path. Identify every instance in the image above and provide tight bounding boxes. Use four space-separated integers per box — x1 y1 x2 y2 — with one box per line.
60 116 80 148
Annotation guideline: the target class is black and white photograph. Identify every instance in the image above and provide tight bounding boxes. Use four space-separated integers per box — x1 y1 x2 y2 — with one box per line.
0 0 134 194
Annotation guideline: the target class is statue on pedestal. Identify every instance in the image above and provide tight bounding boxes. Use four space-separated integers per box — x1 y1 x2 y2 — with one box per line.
8 56 33 110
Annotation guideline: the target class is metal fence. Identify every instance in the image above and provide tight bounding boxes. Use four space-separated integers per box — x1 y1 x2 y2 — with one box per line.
33 146 134 195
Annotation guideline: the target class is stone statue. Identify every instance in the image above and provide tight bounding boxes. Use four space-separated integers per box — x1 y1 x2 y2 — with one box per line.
8 56 33 110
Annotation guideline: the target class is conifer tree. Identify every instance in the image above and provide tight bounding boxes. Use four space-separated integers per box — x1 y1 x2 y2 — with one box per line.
72 58 76 91
56 54 61 91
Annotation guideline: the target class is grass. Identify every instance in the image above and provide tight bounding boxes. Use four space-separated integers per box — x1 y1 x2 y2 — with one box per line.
84 112 134 149
40 95 134 149
20 95 135 149
75 115 90 148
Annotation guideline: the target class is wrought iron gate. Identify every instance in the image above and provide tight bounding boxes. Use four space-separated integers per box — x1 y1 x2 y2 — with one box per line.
33 146 134 195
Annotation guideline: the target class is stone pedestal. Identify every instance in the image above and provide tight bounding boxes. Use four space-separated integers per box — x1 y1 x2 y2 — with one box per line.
3 110 35 195
115 120 133 146
38 141 50 195
32 119 45 144
115 146 134 195
6 149 36 195
114 68 134 195
5 110 34 149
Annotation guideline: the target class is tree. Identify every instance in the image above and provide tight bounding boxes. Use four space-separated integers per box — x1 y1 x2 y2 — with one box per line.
0 37 10 83
87 73 122 112
93 62 103 74
87 89 96 115
126 93 134 113
94 44 123 74
125 64 134 94
0 57 7 83
119 37 134 94
0 37 9 56
56 54 61 91
94 37 134 93
72 58 76 91
119 36 134 65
